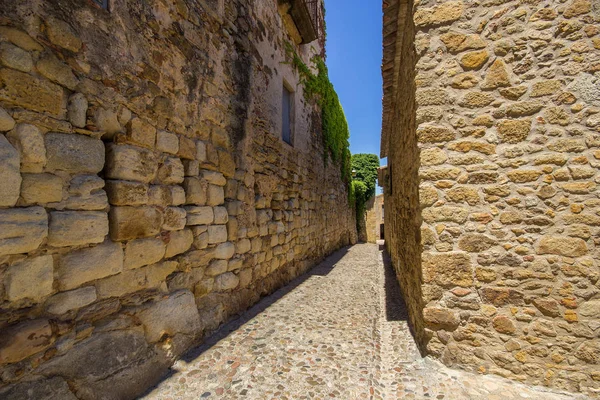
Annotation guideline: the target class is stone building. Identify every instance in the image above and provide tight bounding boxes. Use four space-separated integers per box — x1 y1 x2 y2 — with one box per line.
381 0 600 395
0 0 355 398
365 194 385 243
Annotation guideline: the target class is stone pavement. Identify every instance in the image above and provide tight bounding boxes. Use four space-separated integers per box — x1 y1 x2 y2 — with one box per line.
141 243 588 400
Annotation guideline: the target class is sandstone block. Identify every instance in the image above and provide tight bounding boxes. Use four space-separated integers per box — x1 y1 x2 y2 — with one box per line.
507 169 542 183
57 240 123 290
36 55 79 90
423 252 474 288
0 134 21 207
185 206 214 225
5 255 54 302
416 89 449 106
196 140 207 161
420 147 448 165
206 259 228 276
497 119 532 143
213 206 229 224
183 177 207 205
574 341 599 364
124 237 166 270
214 272 239 291
105 180 149 206
202 170 227 186
126 118 156 149
46 286 97 315
157 131 179 154
214 242 235 260
449 140 496 155
20 173 63 205
459 50 489 70
236 238 252 254
218 150 236 178
137 290 201 343
492 315 516 334
157 157 185 185
207 184 225 206
165 229 193 258
178 136 196 160
451 73 478 89
531 80 562 97
105 144 158 183
0 42 33 72
458 91 494 108
0 106 15 131
420 166 460 181
67 93 88 128
479 287 524 306
0 26 44 51
458 233 496 252
423 307 460 331
422 206 468 223
45 18 82 52
580 300 600 318
440 31 486 53
0 319 54 364
0 207 47 255
417 126 455 143
499 86 528 100
109 206 163 241
96 261 176 298
48 211 108 247
0 69 65 116
163 207 186 231
537 236 587 257
171 186 186 206
481 59 510 89
506 102 543 118
208 225 228 244
564 0 592 18
547 138 586 153
533 298 560 317
414 1 464 27
93 108 121 136
7 123 46 173
45 133 104 174
0 377 77 400
446 187 479 205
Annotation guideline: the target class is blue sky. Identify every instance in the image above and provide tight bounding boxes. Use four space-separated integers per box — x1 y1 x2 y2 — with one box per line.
324 0 383 161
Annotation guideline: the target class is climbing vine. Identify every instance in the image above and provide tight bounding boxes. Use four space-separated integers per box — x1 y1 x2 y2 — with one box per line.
284 42 352 184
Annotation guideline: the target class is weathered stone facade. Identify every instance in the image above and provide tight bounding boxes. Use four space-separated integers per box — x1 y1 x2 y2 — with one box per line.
365 194 385 243
0 0 355 398
382 0 600 395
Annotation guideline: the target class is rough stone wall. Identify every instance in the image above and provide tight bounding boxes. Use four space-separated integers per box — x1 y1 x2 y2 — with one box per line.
384 0 600 395
0 0 355 398
365 194 385 243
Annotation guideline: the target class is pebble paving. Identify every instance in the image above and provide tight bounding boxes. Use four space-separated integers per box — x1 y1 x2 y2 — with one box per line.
141 243 589 400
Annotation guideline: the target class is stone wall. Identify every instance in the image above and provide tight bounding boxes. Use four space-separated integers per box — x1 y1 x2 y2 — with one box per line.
382 0 600 395
365 194 385 243
0 1 355 398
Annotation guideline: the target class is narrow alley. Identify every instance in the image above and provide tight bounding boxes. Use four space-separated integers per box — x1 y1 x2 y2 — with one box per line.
142 244 585 400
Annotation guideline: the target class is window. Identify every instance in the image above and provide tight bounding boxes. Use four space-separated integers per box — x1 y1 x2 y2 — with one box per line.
282 83 294 145
92 0 109 10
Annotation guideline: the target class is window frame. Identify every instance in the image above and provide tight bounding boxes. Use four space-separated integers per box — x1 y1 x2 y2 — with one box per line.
282 80 295 146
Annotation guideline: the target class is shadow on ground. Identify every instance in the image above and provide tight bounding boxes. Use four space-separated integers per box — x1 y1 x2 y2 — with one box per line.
380 243 410 322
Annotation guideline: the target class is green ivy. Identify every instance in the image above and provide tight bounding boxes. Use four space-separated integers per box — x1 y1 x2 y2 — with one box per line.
284 42 352 184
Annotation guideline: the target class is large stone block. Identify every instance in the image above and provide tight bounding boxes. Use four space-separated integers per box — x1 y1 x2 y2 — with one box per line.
0 134 21 207
0 106 15 131
57 240 123 290
185 206 214 225
96 261 176 298
213 272 239 291
7 123 46 172
45 133 105 174
105 144 158 183
109 206 163 241
20 173 63 205
163 207 186 231
423 307 460 331
422 252 474 288
164 229 193 258
414 1 464 27
124 237 166 270
422 206 468 223
5 255 54 302
36 55 79 90
137 290 202 343
105 180 149 206
126 117 156 149
0 207 48 256
38 330 169 400
0 319 54 364
0 377 77 400
479 287 525 306
208 225 228 244
537 236 587 257
207 184 225 206
183 177 207 205
45 286 97 315
48 211 108 247
0 68 65 116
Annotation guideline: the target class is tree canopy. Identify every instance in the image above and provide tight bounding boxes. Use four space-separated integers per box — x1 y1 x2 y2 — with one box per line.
351 153 379 199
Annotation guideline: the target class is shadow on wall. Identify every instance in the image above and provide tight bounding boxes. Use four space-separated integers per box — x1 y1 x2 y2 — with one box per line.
139 246 350 395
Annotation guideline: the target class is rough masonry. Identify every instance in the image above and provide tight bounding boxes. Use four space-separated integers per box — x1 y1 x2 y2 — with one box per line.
0 1 355 398
381 0 600 396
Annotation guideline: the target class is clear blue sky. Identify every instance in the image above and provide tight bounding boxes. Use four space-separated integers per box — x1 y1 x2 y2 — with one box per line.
324 0 383 161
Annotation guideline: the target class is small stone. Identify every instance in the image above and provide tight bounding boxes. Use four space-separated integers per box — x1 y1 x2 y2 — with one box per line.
105 180 149 206
0 134 21 207
183 177 208 205
68 93 88 128
48 211 108 247
417 126 455 143
499 86 528 100
481 59 511 89
479 287 525 306
414 1 464 27
196 141 207 161
506 102 543 117
46 286 97 315
214 242 235 260
206 260 228 277
7 123 46 173
0 42 33 72
185 206 214 225
213 206 229 224
208 225 228 244
537 236 587 257
57 241 123 290
0 69 65 116
422 251 473 287
451 73 478 89
45 133 105 174
213 272 239 291
157 157 185 185
533 298 560 317
126 118 156 149
5 255 54 302
36 55 79 90
0 106 15 131
423 307 460 330
165 229 193 258
458 233 496 252
203 171 227 186
178 136 196 160
459 50 489 70
531 80 562 97
105 144 158 183
207 184 225 206
492 315 516 334
563 0 591 18
0 26 44 51
124 238 166 270
109 206 163 241
20 173 63 205
507 169 542 183
163 207 186 231
156 131 179 154
420 148 448 166
545 107 570 126
45 18 82 52
422 206 468 223
440 31 486 53
458 92 494 108
497 119 532 143
0 319 54 364
0 207 48 256
93 108 121 136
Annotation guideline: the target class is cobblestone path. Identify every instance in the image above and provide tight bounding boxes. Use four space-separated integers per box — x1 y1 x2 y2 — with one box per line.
142 244 588 400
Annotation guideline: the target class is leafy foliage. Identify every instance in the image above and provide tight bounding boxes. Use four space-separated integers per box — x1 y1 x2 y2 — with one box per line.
285 43 352 183
351 154 380 200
